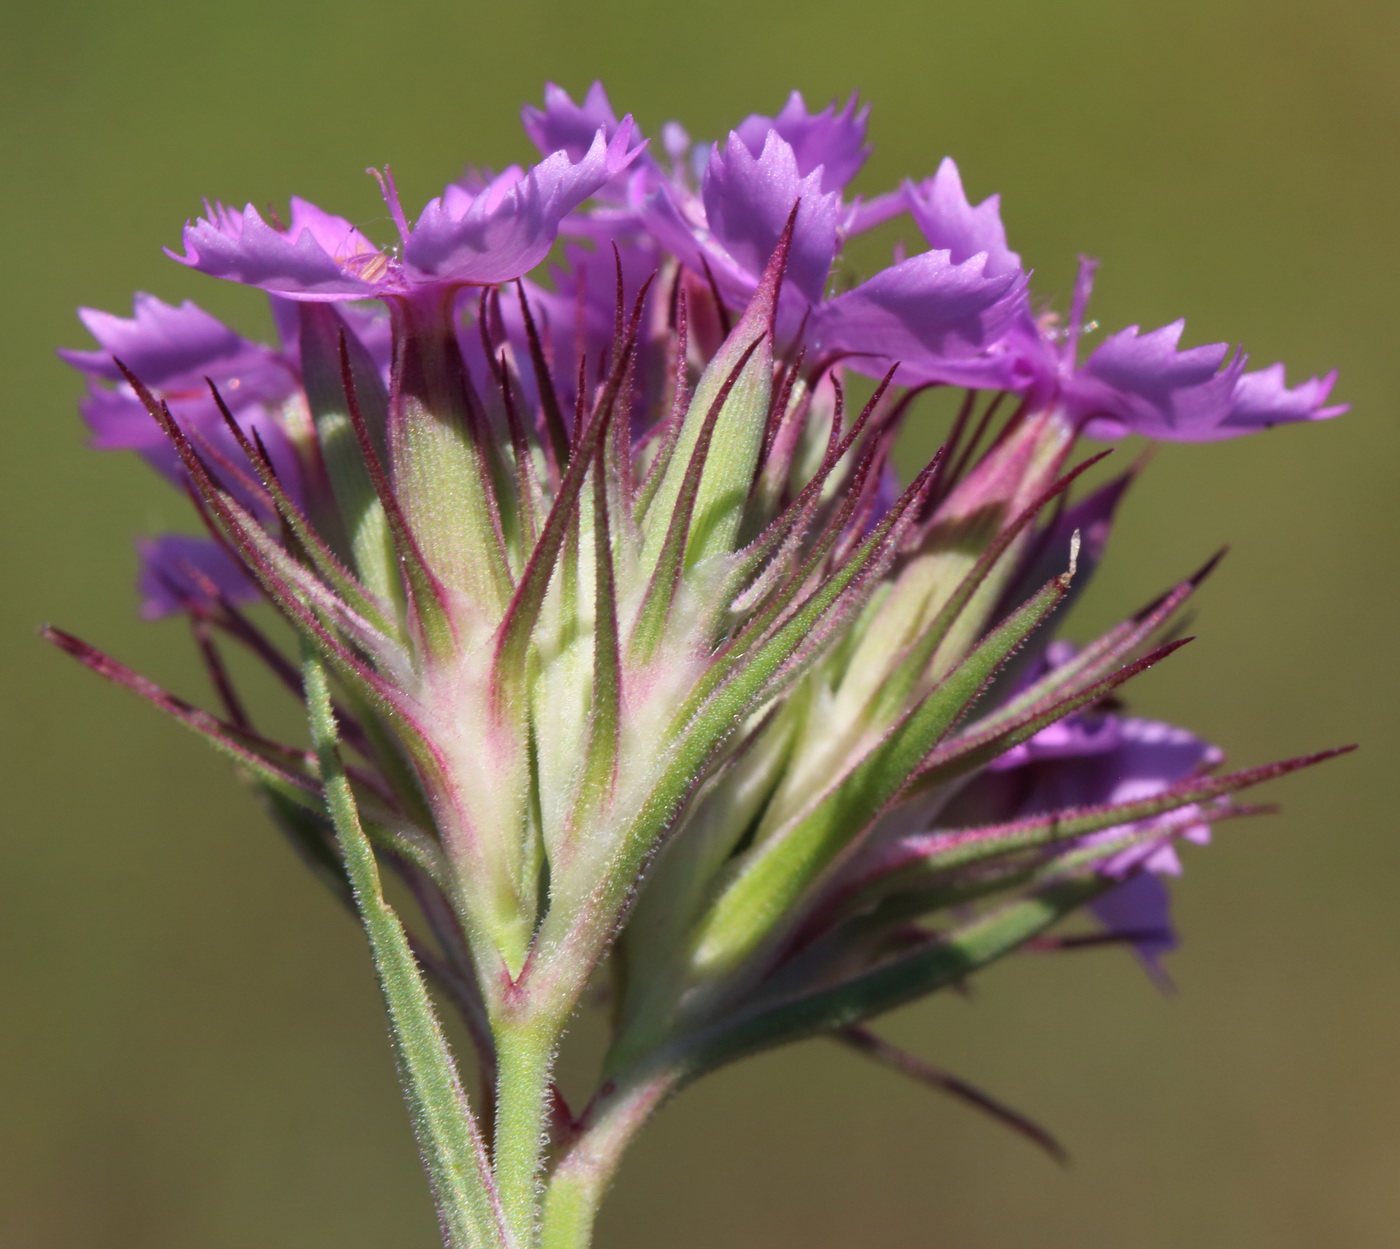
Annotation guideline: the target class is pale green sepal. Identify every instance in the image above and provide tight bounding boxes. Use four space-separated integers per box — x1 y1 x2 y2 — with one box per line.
299 304 403 610
640 234 785 572
529 462 917 1036
391 294 513 619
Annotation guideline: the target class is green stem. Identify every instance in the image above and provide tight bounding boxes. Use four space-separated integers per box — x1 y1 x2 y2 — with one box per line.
492 1015 562 1245
539 1067 682 1249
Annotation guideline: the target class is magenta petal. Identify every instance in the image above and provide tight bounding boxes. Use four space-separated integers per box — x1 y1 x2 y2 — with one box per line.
60 294 256 383
815 249 1027 384
732 90 871 193
845 188 909 235
1219 362 1348 435
905 159 1023 280
1089 873 1179 967
171 200 385 301
700 130 840 307
1072 320 1244 439
404 122 643 284
522 81 631 160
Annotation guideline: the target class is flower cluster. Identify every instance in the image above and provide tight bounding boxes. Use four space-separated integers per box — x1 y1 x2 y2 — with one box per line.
56 84 1346 1249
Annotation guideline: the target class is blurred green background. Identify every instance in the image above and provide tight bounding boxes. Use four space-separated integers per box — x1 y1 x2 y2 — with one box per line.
3 0 1397 1245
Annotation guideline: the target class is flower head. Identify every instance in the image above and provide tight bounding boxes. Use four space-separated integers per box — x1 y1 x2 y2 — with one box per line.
55 84 1351 1247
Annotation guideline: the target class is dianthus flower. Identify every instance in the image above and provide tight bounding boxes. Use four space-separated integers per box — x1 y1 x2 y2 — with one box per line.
54 83 1349 1249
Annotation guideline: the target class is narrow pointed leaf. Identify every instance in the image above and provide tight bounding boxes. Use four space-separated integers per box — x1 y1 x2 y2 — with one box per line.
642 210 794 570
851 746 1354 891
629 334 767 660
836 1026 1069 1165
493 282 649 703
43 626 323 809
335 332 459 661
680 876 1114 1079
303 647 506 1249
909 639 1196 797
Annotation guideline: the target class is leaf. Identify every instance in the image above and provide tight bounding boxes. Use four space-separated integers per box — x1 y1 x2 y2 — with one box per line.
679 876 1113 1079
303 647 507 1249
908 639 1195 796
43 626 323 810
640 209 794 573
844 746 1354 898
493 280 650 705
836 1026 1068 1165
628 334 768 660
388 299 514 617
975 548 1224 739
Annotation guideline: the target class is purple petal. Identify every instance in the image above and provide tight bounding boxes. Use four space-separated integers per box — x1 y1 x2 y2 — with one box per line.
1089 872 1179 971
404 122 644 285
1071 320 1245 440
845 187 910 235
1216 362 1348 436
66 294 306 510
814 248 1028 385
60 294 258 384
733 90 871 193
1045 714 1223 809
990 706 1124 771
170 199 387 301
64 294 300 471
700 129 841 307
905 159 1023 280
522 81 629 160
136 534 257 619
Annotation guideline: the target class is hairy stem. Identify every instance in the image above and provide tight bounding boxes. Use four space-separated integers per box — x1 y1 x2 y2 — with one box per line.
538 1067 681 1249
493 1009 566 1246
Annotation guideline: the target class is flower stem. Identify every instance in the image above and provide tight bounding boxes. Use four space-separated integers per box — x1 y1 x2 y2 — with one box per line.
492 1012 563 1245
538 1066 681 1249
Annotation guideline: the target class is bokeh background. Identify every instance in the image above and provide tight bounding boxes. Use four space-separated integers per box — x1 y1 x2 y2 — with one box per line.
4 1 1397 1245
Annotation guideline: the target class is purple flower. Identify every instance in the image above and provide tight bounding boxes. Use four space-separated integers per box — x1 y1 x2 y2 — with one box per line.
53 86 1349 1235
814 251 1029 385
170 197 388 302
1022 260 1348 440
171 125 643 302
984 655 1225 973
732 90 871 194
522 81 633 163
61 292 271 384
406 125 643 285
1075 335 1347 441
905 158 1024 282
61 293 305 503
